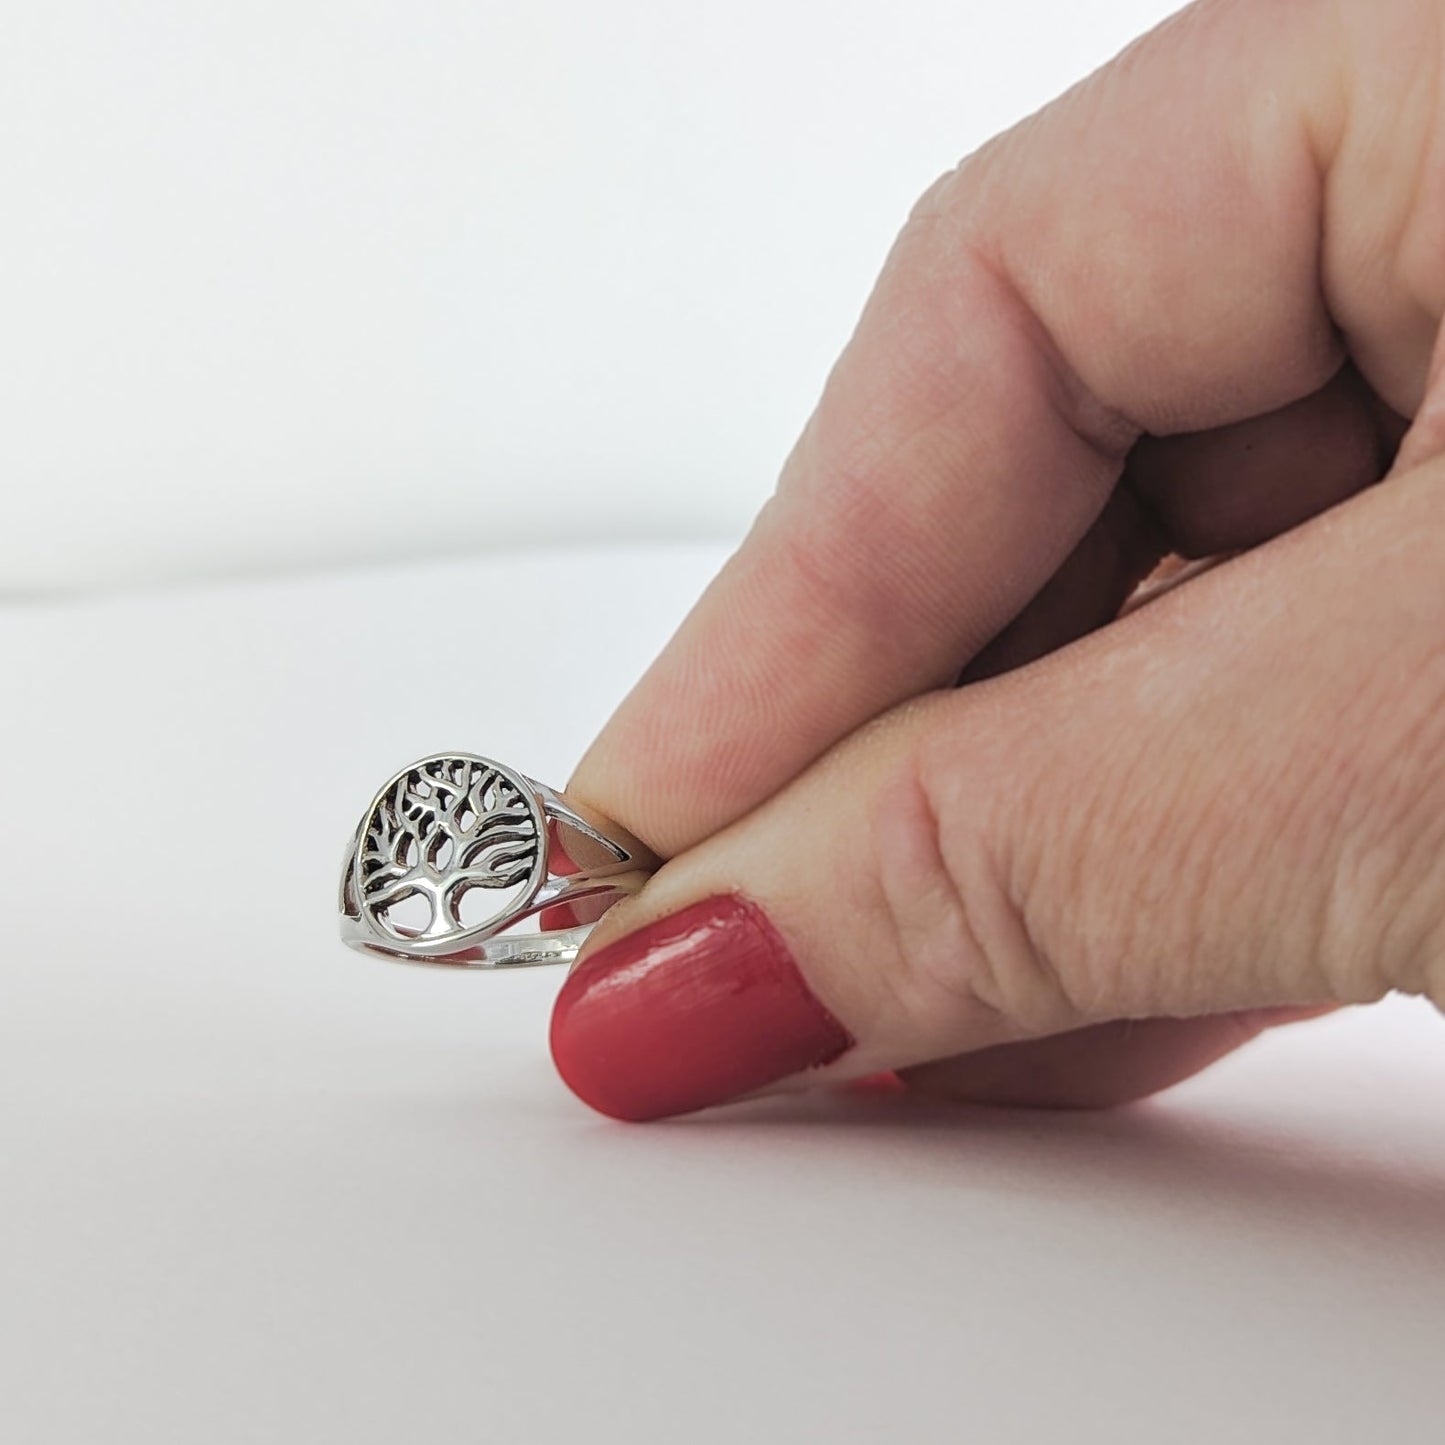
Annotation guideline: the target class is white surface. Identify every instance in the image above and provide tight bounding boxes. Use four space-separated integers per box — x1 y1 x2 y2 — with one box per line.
1 0 1182 590
2 545 1443 1443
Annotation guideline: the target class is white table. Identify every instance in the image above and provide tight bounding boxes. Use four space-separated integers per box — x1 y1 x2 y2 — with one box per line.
3 545 1441 1443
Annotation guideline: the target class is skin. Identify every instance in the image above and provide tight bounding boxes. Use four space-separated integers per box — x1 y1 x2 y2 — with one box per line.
561 0 1445 1109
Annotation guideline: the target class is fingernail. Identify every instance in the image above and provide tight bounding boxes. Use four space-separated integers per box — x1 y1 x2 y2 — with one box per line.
549 894 855 1121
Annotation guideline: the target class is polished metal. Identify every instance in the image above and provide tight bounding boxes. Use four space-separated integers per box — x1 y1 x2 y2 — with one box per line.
339 753 659 968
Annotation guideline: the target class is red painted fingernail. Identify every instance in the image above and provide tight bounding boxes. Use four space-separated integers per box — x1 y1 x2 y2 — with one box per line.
549 895 855 1121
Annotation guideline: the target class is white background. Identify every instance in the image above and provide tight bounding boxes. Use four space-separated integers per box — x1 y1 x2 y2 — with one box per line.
2 0 1180 591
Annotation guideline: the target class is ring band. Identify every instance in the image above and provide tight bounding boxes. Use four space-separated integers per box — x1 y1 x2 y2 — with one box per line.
339 753 659 968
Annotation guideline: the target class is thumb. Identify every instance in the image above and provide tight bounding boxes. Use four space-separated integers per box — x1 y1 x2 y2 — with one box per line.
550 466 1445 1122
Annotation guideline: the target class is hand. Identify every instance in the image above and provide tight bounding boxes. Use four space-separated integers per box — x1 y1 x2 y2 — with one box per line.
549 0 1445 1121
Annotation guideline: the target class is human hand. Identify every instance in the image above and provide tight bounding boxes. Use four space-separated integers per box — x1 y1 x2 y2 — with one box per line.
549 0 1445 1120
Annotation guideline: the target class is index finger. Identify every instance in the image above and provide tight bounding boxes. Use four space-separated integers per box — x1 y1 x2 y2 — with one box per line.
571 0 1438 856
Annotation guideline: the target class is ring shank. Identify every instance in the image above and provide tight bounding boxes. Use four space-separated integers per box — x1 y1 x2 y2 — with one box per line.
340 917 597 969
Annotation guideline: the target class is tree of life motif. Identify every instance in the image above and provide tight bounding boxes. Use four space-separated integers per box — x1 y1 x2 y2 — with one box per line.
359 759 540 940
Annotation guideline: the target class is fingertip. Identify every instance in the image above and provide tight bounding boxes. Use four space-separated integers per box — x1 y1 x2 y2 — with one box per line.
550 895 856 1122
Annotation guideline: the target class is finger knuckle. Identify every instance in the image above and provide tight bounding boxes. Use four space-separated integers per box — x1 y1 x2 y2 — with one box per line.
866 724 1088 1043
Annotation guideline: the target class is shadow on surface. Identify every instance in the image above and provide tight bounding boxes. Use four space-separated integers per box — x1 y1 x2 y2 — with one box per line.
648 1085 1445 1255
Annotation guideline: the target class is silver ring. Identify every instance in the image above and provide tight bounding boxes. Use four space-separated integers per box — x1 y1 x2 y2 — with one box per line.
339 753 660 968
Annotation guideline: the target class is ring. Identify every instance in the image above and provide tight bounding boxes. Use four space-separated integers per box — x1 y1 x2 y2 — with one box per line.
339 753 660 968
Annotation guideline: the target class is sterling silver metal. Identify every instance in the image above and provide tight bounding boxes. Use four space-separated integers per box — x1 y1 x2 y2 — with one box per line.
339 753 660 968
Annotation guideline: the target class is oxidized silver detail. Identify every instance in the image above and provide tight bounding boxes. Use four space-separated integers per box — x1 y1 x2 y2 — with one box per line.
358 757 542 944
340 752 659 968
